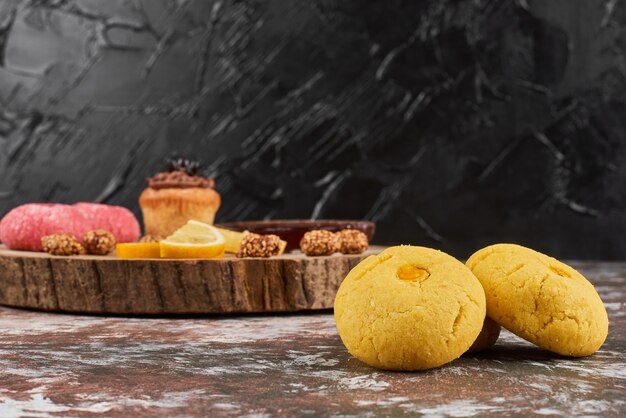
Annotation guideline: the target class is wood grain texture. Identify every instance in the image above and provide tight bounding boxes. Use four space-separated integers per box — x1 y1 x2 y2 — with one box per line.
0 245 379 314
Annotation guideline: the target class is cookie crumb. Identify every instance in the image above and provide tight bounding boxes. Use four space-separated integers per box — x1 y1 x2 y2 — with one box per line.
237 233 284 258
337 229 368 254
83 229 116 255
300 230 341 256
42 234 86 256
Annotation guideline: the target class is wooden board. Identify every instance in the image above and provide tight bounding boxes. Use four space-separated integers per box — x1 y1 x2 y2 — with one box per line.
0 245 381 315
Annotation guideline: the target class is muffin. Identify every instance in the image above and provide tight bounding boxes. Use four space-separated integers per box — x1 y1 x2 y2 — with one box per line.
139 158 221 237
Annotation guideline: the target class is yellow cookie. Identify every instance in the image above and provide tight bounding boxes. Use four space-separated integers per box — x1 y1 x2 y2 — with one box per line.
334 246 486 370
467 317 501 353
466 244 608 357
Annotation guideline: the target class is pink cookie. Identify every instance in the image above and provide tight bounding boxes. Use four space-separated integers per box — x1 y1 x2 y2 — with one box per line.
0 203 141 252
0 204 85 251
73 203 140 243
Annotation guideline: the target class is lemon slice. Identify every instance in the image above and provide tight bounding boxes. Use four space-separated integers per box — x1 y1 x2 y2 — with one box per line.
116 242 161 259
214 227 249 253
160 220 225 259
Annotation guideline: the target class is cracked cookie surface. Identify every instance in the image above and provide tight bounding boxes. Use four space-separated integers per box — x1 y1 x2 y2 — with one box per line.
466 243 608 357
334 246 486 370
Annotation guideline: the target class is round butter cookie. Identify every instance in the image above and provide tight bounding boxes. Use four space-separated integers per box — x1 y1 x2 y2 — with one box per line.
334 246 486 370
466 244 608 357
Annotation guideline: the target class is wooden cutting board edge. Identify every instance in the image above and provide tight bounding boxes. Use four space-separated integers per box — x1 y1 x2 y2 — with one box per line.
0 245 384 315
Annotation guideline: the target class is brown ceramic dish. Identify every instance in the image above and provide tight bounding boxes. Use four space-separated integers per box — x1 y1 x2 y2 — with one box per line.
217 220 376 252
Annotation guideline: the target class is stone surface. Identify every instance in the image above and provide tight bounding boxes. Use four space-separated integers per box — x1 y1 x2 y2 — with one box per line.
0 261 624 417
0 1 625 259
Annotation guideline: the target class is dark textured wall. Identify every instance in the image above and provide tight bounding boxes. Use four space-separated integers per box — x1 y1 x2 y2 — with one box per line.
0 0 625 259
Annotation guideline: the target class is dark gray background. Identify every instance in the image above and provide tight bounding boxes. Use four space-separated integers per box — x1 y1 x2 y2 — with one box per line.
0 0 624 259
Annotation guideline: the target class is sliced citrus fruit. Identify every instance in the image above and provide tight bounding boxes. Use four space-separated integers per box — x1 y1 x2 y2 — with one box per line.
277 239 287 256
214 227 248 253
116 242 161 259
160 220 225 259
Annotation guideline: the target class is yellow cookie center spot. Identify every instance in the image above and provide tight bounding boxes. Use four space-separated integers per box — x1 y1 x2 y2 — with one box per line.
549 265 571 278
396 264 430 282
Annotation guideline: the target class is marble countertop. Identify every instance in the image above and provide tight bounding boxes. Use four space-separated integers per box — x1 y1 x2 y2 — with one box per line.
0 261 624 417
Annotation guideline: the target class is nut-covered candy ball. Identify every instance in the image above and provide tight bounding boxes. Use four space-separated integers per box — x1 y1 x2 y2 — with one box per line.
300 230 341 256
83 229 116 255
336 229 368 254
41 234 86 256
237 233 285 258
139 234 162 243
